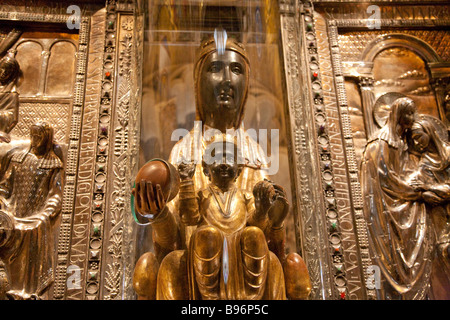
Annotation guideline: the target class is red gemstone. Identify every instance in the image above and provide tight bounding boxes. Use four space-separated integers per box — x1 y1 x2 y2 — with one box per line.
340 292 346 299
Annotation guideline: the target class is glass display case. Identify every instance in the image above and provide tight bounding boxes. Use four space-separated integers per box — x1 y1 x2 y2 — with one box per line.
132 0 310 301
136 0 296 261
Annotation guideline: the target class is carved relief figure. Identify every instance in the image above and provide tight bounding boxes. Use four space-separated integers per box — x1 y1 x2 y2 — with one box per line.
0 51 20 144
0 122 64 300
406 115 450 299
178 137 288 299
132 37 310 300
360 97 437 299
0 29 22 145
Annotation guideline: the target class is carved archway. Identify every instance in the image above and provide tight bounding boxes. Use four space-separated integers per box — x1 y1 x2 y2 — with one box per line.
361 33 442 64
357 33 448 137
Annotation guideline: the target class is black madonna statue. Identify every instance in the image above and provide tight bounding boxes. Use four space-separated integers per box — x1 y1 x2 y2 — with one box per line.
132 36 311 300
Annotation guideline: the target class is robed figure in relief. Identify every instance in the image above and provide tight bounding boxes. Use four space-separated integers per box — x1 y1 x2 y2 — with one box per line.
0 122 64 300
361 97 449 299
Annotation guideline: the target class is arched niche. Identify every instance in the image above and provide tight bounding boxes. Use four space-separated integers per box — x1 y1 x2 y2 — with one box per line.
15 40 43 96
356 33 446 138
372 46 439 120
45 40 77 96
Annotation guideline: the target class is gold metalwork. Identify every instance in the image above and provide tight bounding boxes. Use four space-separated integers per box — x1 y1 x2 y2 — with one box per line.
0 50 20 143
132 37 311 300
360 97 449 299
0 122 64 300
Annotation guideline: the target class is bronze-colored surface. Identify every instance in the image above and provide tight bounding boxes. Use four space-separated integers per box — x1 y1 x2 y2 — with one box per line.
372 47 438 118
0 122 64 300
132 252 159 300
313 12 370 299
0 210 14 247
315 2 450 299
1 0 447 301
0 5 86 299
408 115 450 299
132 37 311 300
0 261 9 300
283 252 312 300
136 160 170 187
0 50 19 143
135 159 180 204
360 97 449 299
45 41 77 96
338 30 450 63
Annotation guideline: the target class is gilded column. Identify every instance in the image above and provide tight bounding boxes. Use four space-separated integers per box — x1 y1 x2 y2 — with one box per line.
358 76 376 139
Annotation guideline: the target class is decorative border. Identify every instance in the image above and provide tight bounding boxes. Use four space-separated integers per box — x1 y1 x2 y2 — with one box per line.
80 1 120 300
315 14 370 300
55 14 91 299
307 12 349 300
279 0 334 300
280 0 374 300
333 18 450 29
0 11 73 22
313 0 448 2
101 12 136 300
72 0 137 300
302 3 360 300
59 0 137 300
98 0 141 300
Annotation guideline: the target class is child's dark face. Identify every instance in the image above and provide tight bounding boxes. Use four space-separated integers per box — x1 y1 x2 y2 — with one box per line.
206 148 240 187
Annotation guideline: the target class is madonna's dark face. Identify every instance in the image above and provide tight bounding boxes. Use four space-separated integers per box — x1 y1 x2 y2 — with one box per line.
198 50 248 131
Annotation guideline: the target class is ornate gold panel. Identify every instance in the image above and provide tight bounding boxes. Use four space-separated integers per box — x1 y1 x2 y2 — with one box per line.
0 0 448 302
313 0 450 300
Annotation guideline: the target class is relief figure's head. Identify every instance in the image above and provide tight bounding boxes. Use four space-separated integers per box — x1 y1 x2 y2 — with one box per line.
30 122 54 156
0 52 19 86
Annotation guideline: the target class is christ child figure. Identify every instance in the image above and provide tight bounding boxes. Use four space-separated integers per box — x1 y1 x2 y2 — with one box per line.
177 136 289 300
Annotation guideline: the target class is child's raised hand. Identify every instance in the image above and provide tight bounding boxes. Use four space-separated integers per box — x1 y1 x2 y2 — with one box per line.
268 184 289 228
253 179 276 216
177 162 196 180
